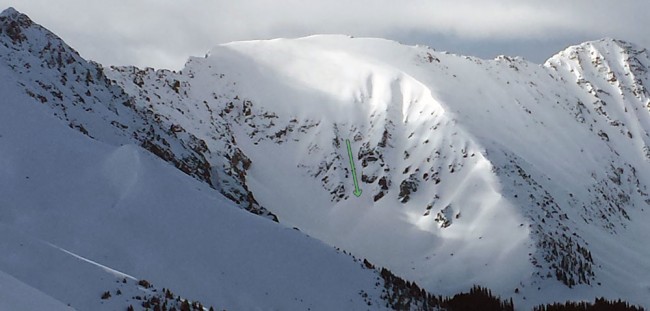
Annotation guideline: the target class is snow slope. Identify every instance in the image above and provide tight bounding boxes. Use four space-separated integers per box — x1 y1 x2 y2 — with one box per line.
107 35 650 308
0 11 407 310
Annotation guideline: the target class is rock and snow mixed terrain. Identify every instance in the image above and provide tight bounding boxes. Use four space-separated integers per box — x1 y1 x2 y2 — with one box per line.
0 8 405 311
1 7 650 310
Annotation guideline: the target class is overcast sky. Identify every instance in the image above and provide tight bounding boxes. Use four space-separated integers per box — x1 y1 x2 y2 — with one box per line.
2 1 648 69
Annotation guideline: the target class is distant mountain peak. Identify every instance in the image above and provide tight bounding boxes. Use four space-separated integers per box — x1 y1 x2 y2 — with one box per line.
549 37 648 62
0 6 86 69
577 38 647 55
0 7 35 44
0 7 33 27
0 7 20 18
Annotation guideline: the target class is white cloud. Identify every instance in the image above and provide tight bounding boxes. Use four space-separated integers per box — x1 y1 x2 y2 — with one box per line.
1 0 648 69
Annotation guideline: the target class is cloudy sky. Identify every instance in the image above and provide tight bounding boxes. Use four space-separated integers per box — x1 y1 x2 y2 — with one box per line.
2 0 648 69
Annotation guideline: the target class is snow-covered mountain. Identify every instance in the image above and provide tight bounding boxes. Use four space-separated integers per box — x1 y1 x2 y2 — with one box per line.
107 35 650 307
0 7 442 311
2 7 649 310
0 7 276 221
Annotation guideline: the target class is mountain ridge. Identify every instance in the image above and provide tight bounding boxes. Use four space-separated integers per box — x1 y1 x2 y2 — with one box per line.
0 6 277 221
123 34 650 307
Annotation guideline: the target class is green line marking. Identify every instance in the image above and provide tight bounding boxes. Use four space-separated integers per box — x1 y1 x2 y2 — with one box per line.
345 139 363 197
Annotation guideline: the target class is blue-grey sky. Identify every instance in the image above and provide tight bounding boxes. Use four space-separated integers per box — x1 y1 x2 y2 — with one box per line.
1 0 648 69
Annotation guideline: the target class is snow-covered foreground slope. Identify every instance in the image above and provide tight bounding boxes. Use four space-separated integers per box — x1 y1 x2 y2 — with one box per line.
0 47 402 310
107 35 650 308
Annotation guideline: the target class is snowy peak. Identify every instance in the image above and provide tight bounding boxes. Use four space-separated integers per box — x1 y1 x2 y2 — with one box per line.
0 6 37 51
548 38 649 65
544 37 650 160
546 38 650 101
549 38 650 79
0 8 275 220
0 6 84 67
0 6 20 17
0 7 32 34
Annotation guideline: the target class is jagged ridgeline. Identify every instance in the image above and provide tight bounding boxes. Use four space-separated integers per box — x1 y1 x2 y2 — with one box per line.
0 8 277 221
2 6 650 310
